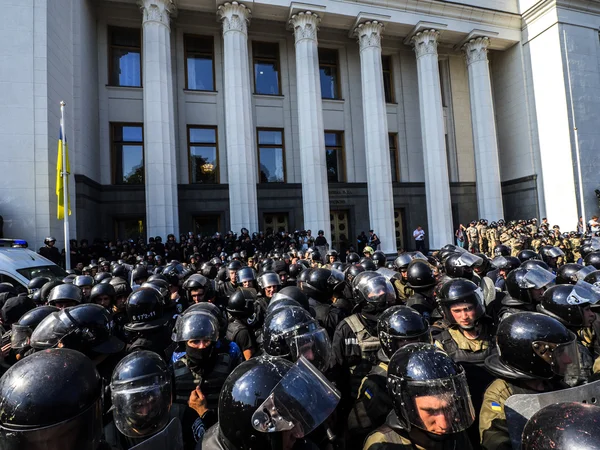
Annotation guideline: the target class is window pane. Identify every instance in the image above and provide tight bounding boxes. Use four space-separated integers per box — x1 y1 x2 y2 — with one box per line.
187 56 214 90
186 35 213 54
390 149 398 182
253 42 279 58
383 71 394 103
111 28 140 47
111 48 141 87
320 67 337 99
319 48 338 65
122 126 143 142
121 145 144 184
325 132 340 147
258 130 282 145
326 149 340 183
255 61 280 95
190 127 216 144
190 146 218 183
259 147 284 183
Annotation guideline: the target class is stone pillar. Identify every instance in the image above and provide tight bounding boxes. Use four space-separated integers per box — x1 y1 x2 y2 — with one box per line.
140 0 179 239
411 30 453 249
289 11 331 244
218 2 259 233
463 37 504 221
354 21 396 254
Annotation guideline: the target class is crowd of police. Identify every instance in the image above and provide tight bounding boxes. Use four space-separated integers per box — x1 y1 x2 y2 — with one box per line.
1 221 600 449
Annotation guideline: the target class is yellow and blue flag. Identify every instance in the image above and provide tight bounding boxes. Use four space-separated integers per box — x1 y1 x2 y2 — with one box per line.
56 128 71 220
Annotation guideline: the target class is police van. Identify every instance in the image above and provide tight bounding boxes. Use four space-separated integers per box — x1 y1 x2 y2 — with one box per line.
0 239 67 293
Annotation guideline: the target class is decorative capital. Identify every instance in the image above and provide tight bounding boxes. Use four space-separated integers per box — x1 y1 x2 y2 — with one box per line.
289 11 320 44
411 29 440 59
139 0 174 27
217 1 251 35
463 37 490 65
354 21 384 51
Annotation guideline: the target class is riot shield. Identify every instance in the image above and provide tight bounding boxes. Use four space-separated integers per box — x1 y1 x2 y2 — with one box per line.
505 379 600 450
129 418 183 450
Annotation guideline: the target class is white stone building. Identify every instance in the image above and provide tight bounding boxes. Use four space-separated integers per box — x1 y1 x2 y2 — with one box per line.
1 0 599 253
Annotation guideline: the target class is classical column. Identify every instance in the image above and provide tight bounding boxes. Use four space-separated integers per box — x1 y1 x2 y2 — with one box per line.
140 0 179 239
463 37 504 221
411 30 453 249
289 11 331 244
354 21 396 254
218 1 259 233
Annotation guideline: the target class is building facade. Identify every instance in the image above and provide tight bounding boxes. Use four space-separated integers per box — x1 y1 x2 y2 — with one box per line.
1 0 599 252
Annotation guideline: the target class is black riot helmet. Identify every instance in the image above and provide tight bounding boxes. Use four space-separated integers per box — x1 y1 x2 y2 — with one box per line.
345 264 365 284
111 264 128 279
522 402 600 450
494 244 511 257
377 306 430 359
110 351 172 439
584 252 600 270
288 263 304 281
40 279 64 303
227 288 256 318
540 246 565 267
556 263 584 285
387 343 475 434
94 272 112 284
0 348 103 450
444 252 483 279
110 277 132 299
183 302 228 337
300 268 333 302
485 312 578 380
257 271 282 290
89 283 116 307
131 265 149 284
200 262 218 279
28 276 51 292
517 249 540 263
262 306 332 371
31 303 125 355
437 278 485 329
537 282 600 328
73 275 94 288
505 266 556 304
405 260 436 289
182 273 210 290
125 287 167 329
269 286 310 312
352 272 396 313
521 259 550 272
372 251 387 268
584 270 600 288
236 267 256 286
347 252 360 264
174 310 219 344
394 253 414 271
47 283 82 308
491 256 521 274
359 258 378 272
10 306 59 350
227 259 243 272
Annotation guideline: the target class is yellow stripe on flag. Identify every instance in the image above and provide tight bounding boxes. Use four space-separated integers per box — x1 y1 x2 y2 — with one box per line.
56 130 71 220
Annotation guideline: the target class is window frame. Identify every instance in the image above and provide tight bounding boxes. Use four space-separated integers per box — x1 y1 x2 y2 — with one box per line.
110 122 145 185
318 48 341 100
252 41 282 96
388 132 399 183
256 128 286 183
187 125 220 184
324 130 346 183
184 34 216 92
382 54 395 104
107 26 142 88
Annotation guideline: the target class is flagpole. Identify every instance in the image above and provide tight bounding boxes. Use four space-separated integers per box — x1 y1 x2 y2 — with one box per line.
60 101 71 269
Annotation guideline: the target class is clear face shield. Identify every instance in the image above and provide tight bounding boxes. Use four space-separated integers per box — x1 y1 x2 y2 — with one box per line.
455 252 484 268
29 312 74 350
566 281 600 306
286 327 332 372
575 266 598 282
252 356 341 439
521 267 556 289
391 372 475 435
361 277 397 308
10 324 32 350
546 247 565 258
111 375 172 438
533 333 581 379
174 311 219 343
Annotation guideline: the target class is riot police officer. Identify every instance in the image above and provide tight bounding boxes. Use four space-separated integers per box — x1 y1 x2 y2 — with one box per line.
182 274 216 305
38 236 61 265
74 274 95 302
226 288 258 360
405 260 438 322
46 283 82 309
363 343 475 449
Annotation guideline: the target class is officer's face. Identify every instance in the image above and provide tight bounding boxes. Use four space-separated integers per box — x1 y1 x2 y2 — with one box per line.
530 287 546 303
54 300 77 310
188 339 211 349
414 395 452 435
82 286 92 297
582 305 596 327
449 303 477 328
95 295 112 308
265 285 277 298
242 280 253 288
329 256 336 263
190 289 205 303
116 295 128 309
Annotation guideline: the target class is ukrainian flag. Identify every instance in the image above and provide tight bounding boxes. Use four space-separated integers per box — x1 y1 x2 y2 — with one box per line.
56 128 71 220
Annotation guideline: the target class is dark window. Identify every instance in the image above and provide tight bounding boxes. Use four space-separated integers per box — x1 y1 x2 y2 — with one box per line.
382 55 395 103
185 35 215 91
253 42 280 95
114 217 145 241
188 126 218 183
319 48 340 99
389 133 399 182
325 131 345 183
109 27 141 87
257 129 285 183
112 124 144 185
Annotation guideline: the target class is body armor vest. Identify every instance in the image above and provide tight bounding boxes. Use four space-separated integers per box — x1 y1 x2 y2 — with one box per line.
344 315 381 398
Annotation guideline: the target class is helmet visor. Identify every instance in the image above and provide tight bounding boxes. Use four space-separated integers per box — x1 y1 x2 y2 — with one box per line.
411 252 428 261
10 324 32 350
566 281 600 306
237 268 255 283
30 313 74 349
575 266 597 281
591 237 600 251
550 338 581 378
111 378 172 438
259 273 281 289
252 356 340 438
327 269 345 287
361 277 397 306
522 267 556 289
287 328 332 372
546 247 565 258
397 372 475 435
174 311 219 343
491 256 509 269
456 253 484 268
